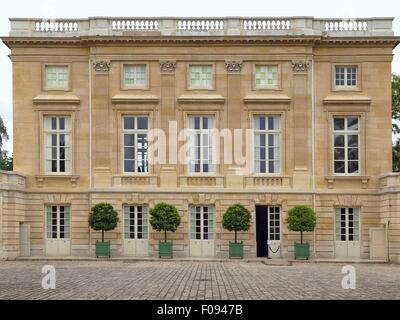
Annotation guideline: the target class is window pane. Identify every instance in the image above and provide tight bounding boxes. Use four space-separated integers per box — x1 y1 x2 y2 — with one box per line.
348 161 359 174
124 117 135 130
334 161 346 174
334 135 345 147
137 117 148 130
347 118 359 131
334 118 345 131
348 135 359 148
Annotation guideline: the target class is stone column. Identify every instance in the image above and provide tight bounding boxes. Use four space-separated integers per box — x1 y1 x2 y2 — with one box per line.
224 60 244 188
159 60 177 187
92 60 112 187
292 60 312 189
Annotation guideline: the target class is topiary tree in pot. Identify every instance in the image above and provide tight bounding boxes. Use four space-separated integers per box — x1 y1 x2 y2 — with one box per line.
89 203 119 258
286 205 317 260
222 204 251 259
150 202 181 258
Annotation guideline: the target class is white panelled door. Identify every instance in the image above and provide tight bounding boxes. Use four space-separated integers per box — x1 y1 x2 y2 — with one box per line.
189 206 215 257
267 206 281 258
45 205 71 256
123 205 149 256
335 208 360 258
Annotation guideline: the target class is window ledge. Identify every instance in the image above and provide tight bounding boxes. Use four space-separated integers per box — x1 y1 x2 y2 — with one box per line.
112 174 159 187
325 175 370 189
111 94 159 104
33 94 80 105
35 175 80 188
245 175 292 188
178 175 225 187
177 94 225 103
243 94 291 104
323 95 371 105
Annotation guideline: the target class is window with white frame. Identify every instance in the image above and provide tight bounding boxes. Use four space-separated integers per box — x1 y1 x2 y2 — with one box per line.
335 208 360 242
333 117 360 175
335 66 357 88
45 66 69 89
123 64 147 87
268 206 280 241
45 116 71 174
254 115 281 174
123 116 149 173
189 65 213 89
46 205 70 239
124 205 148 240
188 116 215 173
255 65 279 89
190 206 215 240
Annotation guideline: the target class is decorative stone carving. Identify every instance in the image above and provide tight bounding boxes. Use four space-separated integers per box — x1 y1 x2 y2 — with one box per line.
93 60 111 72
225 60 243 73
160 60 176 73
291 60 310 73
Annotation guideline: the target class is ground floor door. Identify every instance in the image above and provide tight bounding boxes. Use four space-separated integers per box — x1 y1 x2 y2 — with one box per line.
189 206 215 257
335 207 360 258
19 223 30 257
123 205 149 256
45 205 71 256
256 206 281 258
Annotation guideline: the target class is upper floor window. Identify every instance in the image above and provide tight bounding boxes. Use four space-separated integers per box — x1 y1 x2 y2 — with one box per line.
335 66 358 89
45 116 71 174
254 115 281 174
333 117 360 175
123 64 148 89
188 116 215 173
45 65 69 90
123 116 149 173
188 65 213 89
255 65 279 89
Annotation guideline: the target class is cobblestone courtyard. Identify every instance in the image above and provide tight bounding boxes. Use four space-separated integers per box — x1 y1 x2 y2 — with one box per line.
0 261 399 300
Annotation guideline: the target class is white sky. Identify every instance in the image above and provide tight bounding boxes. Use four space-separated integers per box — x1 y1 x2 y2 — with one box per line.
1 0 400 153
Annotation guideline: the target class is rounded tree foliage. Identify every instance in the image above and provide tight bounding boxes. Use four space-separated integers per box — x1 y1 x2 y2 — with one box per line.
222 204 251 243
88 203 119 242
286 206 317 244
150 202 181 242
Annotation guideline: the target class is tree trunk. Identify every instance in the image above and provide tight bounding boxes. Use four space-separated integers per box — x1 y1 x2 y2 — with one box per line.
235 231 237 243
300 231 303 244
164 229 167 243
102 229 105 242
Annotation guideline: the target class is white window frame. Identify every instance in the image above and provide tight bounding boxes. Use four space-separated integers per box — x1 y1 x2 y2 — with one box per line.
122 115 150 174
187 64 214 90
268 206 281 241
253 115 281 174
335 208 360 242
44 116 71 174
254 64 280 90
44 65 70 90
123 205 149 240
189 206 215 241
122 64 149 89
46 205 71 240
332 117 360 176
188 115 215 174
334 65 359 90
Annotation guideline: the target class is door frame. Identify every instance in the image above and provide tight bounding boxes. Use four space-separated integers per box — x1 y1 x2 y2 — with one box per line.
334 207 361 258
189 205 216 257
122 205 149 256
44 204 71 256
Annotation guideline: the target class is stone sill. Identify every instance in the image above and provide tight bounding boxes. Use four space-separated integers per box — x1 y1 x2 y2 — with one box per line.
33 94 81 105
111 94 159 104
325 175 370 189
178 175 225 187
35 175 80 188
177 94 225 103
243 94 291 104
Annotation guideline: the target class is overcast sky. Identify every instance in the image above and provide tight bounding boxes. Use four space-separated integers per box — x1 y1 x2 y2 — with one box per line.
1 0 400 153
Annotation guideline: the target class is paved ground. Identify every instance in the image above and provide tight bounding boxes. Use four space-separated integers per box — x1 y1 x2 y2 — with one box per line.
0 261 399 300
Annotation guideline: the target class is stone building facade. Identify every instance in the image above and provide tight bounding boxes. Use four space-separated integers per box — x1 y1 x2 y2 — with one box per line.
1 17 400 261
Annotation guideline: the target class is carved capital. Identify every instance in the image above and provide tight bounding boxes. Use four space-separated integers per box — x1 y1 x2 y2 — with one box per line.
225 60 243 73
93 60 111 73
291 60 310 73
160 60 177 73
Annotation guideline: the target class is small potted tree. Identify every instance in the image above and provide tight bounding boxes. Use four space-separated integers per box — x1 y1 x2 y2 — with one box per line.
222 204 251 259
286 206 317 260
150 202 181 258
88 203 119 258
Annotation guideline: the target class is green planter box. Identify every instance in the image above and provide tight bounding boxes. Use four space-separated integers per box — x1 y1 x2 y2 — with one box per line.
159 241 173 258
96 241 110 258
229 241 243 259
294 242 310 260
